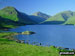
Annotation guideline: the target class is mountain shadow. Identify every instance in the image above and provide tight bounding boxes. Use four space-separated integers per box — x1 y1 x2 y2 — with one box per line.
0 16 25 30
29 15 46 23
41 21 65 25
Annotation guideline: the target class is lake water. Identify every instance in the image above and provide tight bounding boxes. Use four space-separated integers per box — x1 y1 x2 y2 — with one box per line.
10 25 75 49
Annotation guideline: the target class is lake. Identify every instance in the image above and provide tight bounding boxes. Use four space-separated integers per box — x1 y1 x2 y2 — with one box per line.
10 25 75 49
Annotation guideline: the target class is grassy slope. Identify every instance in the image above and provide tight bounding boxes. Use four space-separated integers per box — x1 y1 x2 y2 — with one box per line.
0 7 24 29
64 16 75 25
46 14 65 21
42 11 74 24
0 7 18 21
45 11 73 22
0 32 59 56
46 11 72 21
0 16 25 30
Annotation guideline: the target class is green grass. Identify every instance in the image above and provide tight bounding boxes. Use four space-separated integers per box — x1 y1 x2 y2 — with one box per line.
0 41 59 56
0 32 14 38
0 32 59 56
64 16 75 25
0 6 18 21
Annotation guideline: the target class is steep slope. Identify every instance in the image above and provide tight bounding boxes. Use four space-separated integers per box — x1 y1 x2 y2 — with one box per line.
0 6 37 25
42 11 73 24
64 15 75 25
0 16 24 30
29 12 51 23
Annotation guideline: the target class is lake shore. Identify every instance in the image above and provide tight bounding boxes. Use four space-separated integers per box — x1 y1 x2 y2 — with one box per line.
0 32 75 56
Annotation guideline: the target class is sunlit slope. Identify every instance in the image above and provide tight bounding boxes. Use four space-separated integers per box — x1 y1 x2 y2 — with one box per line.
0 6 37 25
64 16 75 25
42 11 74 24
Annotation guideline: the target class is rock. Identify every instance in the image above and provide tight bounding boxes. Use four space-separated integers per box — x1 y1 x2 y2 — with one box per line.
21 31 35 35
15 40 24 43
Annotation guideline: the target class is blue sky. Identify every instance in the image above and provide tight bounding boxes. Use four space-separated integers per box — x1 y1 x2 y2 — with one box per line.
0 0 75 15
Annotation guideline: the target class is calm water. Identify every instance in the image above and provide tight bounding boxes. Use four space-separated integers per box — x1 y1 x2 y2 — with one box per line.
10 25 75 49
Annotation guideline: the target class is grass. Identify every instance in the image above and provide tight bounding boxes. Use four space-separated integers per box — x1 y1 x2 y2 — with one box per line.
64 16 75 25
0 32 13 38
0 41 59 56
0 32 59 56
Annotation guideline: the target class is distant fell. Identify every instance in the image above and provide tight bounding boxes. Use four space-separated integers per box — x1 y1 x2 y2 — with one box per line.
32 12 51 19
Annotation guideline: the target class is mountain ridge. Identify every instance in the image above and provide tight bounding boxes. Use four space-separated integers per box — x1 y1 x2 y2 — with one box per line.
29 12 51 23
1 6 75 28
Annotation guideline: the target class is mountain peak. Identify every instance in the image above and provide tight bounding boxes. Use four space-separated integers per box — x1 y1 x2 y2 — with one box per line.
1 6 18 13
63 10 72 12
2 6 16 10
32 12 50 19
32 11 44 16
60 10 73 14
0 6 19 16
36 11 42 13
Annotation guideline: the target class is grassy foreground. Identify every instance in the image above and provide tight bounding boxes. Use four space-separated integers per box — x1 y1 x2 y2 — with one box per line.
0 32 59 56
0 41 59 56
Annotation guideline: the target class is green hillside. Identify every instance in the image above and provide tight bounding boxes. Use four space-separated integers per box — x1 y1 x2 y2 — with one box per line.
42 11 75 24
0 6 38 30
0 7 18 21
0 6 37 25
0 16 25 30
46 11 73 21
64 16 75 25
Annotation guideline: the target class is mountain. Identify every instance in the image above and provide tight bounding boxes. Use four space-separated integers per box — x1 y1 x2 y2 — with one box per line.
0 6 38 30
1 6 75 26
0 6 37 25
46 11 73 21
32 12 50 19
42 11 74 24
29 12 51 23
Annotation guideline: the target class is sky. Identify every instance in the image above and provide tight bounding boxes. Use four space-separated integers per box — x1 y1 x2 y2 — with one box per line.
0 0 75 16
